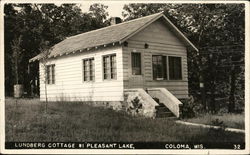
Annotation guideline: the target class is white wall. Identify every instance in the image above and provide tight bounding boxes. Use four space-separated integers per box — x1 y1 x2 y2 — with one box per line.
39 46 124 102
123 19 189 99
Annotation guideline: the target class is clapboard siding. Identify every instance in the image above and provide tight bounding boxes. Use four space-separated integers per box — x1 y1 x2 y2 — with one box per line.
39 46 124 101
40 82 124 91
122 19 189 98
131 19 184 45
39 18 191 101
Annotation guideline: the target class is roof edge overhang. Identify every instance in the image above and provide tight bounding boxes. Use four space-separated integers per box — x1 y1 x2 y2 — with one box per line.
161 15 199 52
29 12 198 63
29 41 121 63
120 12 198 52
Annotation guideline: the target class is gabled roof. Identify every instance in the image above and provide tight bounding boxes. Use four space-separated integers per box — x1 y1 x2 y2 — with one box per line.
29 12 198 62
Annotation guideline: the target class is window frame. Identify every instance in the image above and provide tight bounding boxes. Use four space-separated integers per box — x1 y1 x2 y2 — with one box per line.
82 57 95 82
102 54 117 80
151 54 183 81
168 56 183 80
152 55 167 80
131 52 142 76
46 64 55 85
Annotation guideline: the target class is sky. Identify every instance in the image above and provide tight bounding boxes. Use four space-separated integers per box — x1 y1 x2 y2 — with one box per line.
79 1 129 18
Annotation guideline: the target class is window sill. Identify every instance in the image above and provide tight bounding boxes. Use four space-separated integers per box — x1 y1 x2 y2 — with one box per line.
155 78 164 80
152 79 184 82
168 79 183 81
82 81 95 83
103 79 117 81
131 74 143 77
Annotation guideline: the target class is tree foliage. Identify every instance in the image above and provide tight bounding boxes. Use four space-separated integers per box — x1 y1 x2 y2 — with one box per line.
123 3 245 113
5 3 245 113
123 3 244 46
4 3 109 96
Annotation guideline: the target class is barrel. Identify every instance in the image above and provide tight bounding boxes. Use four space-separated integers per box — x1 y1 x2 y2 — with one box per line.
14 84 24 98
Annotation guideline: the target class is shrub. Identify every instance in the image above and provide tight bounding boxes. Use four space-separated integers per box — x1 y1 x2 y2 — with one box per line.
131 97 143 113
209 118 227 133
211 118 226 128
217 107 228 114
127 96 143 115
181 96 204 118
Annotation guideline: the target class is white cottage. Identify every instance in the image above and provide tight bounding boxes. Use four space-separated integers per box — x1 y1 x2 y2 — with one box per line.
30 12 198 118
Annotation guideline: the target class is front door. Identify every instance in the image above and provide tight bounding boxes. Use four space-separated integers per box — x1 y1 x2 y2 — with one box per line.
129 51 144 88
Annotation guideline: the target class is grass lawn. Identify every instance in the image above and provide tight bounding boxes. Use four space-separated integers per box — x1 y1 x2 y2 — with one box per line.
184 113 245 129
5 98 245 142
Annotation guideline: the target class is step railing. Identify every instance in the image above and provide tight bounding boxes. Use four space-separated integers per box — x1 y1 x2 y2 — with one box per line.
147 88 182 118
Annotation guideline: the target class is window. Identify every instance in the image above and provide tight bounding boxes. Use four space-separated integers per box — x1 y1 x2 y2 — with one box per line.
169 56 182 80
103 54 116 80
131 52 141 75
152 55 167 80
83 58 95 81
46 64 55 84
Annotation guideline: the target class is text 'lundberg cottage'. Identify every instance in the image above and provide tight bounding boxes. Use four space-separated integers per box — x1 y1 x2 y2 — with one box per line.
30 12 198 118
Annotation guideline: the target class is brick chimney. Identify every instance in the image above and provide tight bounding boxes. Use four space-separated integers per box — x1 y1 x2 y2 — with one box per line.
110 17 122 25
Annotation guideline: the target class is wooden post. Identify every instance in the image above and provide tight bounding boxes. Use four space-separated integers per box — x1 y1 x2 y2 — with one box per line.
209 53 216 113
200 81 206 111
229 66 236 113
198 49 207 112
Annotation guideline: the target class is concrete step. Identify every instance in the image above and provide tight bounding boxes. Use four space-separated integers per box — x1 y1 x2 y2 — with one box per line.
155 106 171 112
155 103 176 118
155 103 171 111
157 103 165 107
156 111 175 118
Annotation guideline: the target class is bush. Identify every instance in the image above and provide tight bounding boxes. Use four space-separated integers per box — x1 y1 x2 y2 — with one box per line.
211 118 226 128
181 96 204 118
208 118 227 134
127 96 143 114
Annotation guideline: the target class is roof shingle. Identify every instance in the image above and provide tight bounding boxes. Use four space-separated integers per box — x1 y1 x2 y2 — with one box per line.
30 12 162 62
30 12 198 62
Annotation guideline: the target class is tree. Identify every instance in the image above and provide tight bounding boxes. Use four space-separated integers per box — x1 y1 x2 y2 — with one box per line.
39 40 52 112
4 3 110 96
89 3 109 28
11 35 23 85
122 3 165 21
89 3 108 21
122 3 245 113
4 4 18 96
